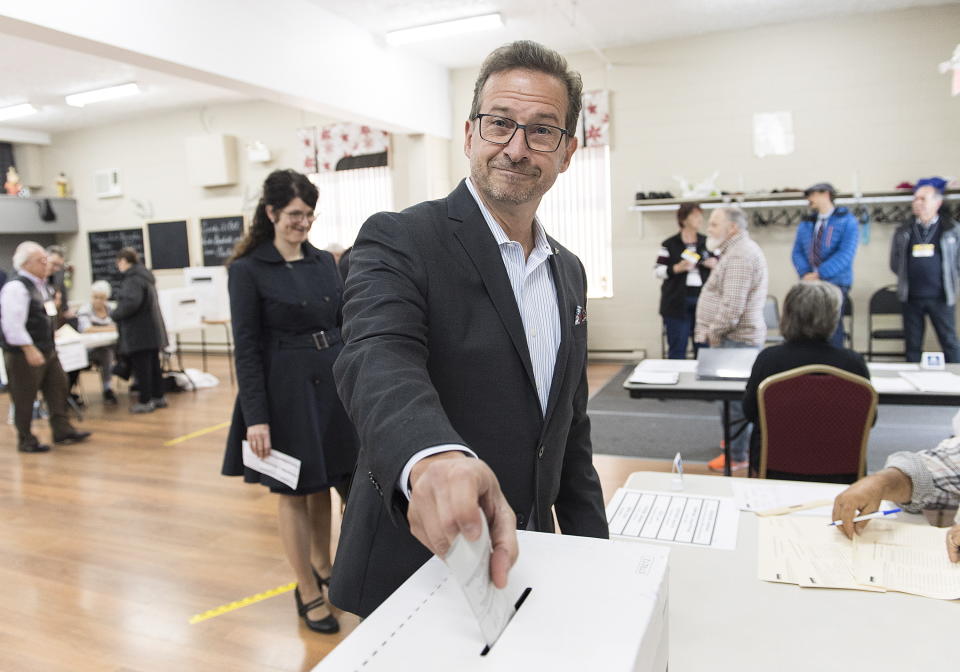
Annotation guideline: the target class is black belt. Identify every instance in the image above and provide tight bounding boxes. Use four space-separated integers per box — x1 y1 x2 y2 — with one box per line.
275 328 341 350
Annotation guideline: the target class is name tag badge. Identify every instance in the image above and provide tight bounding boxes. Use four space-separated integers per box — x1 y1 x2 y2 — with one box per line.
681 250 701 264
912 243 935 258
44 300 58 317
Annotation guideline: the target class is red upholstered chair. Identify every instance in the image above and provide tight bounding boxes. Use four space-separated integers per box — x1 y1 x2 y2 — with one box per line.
757 365 877 484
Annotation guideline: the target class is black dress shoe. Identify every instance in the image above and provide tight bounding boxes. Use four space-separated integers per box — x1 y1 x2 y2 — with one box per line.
18 443 51 453
294 587 340 634
54 431 92 444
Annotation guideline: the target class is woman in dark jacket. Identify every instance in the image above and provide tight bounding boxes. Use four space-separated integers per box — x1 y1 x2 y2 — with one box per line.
110 248 168 413
654 203 716 358
222 169 358 635
742 281 871 478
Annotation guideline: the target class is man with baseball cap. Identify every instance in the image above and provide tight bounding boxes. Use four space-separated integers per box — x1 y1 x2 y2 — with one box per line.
890 177 960 362
791 182 859 347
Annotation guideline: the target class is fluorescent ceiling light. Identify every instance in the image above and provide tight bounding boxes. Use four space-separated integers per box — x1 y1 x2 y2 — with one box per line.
65 82 140 108
0 103 38 122
386 13 503 46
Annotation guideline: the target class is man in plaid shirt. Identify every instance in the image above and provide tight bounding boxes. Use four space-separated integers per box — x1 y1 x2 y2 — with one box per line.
695 206 768 471
833 423 960 562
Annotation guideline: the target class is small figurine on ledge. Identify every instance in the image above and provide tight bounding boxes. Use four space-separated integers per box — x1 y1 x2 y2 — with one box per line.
4 165 22 195
56 171 69 198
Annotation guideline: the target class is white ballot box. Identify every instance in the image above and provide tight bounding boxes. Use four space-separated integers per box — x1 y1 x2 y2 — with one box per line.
315 531 669 672
183 266 230 321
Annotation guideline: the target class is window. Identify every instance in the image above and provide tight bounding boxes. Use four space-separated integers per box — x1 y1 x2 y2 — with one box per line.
537 144 613 298
308 165 394 250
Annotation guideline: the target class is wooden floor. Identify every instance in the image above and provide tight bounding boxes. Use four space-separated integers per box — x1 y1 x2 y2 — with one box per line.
0 357 731 672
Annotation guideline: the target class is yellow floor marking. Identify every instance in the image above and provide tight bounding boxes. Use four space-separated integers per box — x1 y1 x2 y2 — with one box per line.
164 421 231 446
189 582 298 624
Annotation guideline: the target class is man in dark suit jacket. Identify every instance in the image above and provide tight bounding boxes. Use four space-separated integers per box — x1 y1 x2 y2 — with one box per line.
331 41 609 618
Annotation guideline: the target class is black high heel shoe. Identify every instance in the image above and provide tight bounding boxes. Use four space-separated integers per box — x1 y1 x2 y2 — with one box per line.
294 587 340 634
312 567 331 590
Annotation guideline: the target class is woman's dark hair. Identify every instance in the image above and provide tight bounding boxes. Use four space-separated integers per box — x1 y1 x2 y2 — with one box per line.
677 202 702 228
229 169 319 263
116 247 140 265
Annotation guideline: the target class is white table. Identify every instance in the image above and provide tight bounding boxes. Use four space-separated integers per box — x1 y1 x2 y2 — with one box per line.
620 471 957 671
55 330 118 373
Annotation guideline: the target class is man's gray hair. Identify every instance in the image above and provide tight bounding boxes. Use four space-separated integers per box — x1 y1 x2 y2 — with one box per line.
90 280 113 298
469 40 583 136
780 281 842 343
46 244 67 258
715 206 748 230
12 241 44 270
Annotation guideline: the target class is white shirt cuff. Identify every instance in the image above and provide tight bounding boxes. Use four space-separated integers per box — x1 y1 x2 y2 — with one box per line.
399 444 478 499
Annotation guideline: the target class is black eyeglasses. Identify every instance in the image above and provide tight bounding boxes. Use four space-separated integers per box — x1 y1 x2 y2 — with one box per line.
474 114 568 153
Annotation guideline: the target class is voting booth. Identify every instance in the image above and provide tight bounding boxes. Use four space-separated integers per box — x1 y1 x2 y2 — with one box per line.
157 288 203 336
183 266 230 321
315 532 669 671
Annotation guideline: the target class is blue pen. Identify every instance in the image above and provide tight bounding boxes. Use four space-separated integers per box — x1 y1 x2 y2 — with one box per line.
829 508 901 526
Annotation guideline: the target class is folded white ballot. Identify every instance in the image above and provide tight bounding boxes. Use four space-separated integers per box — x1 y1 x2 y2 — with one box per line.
314 532 669 672
241 441 301 490
443 517 516 648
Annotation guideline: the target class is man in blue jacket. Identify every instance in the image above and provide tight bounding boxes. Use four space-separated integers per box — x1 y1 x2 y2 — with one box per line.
791 182 859 347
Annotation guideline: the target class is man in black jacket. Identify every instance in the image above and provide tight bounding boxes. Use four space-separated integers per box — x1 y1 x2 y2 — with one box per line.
331 41 609 618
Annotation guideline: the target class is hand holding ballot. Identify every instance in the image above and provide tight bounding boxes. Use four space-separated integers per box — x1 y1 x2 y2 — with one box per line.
409 452 519 588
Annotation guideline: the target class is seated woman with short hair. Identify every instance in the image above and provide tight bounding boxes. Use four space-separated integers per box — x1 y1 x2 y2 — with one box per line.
742 281 871 476
76 279 118 404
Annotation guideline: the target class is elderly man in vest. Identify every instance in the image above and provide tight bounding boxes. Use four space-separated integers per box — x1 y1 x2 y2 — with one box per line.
0 241 90 452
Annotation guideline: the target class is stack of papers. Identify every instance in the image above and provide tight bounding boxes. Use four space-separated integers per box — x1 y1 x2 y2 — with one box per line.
628 371 679 385
758 517 960 599
898 371 960 393
626 359 696 385
871 377 918 393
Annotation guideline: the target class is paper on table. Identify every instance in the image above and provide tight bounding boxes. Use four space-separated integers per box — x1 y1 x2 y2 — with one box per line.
443 516 516 648
606 487 740 550
853 520 960 600
757 517 884 592
870 376 918 393
731 481 847 517
898 371 960 393
241 440 301 489
633 359 698 373
867 362 919 372
627 371 679 385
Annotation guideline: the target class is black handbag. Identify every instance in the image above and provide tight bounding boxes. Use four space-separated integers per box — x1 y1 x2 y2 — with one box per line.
112 356 131 380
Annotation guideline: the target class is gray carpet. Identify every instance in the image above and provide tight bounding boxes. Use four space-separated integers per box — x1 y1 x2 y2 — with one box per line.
587 365 957 472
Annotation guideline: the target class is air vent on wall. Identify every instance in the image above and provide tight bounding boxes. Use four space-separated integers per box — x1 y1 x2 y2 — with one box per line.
94 168 122 199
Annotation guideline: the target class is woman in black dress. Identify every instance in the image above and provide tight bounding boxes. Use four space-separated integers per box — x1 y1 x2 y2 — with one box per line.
222 169 358 634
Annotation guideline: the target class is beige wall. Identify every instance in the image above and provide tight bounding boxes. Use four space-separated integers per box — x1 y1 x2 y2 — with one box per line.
36 100 336 297
448 5 960 354
34 99 446 300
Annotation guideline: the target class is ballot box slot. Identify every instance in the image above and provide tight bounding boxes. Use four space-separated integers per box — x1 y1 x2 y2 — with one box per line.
479 586 532 656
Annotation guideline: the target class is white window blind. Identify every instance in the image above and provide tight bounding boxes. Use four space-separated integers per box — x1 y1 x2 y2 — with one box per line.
308 165 394 250
537 144 613 298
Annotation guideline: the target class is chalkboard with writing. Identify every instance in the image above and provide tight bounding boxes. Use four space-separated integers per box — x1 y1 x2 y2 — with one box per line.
200 215 244 266
88 228 145 291
148 220 190 270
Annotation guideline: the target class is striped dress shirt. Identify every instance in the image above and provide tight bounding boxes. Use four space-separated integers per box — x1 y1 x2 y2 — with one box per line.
465 177 561 413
